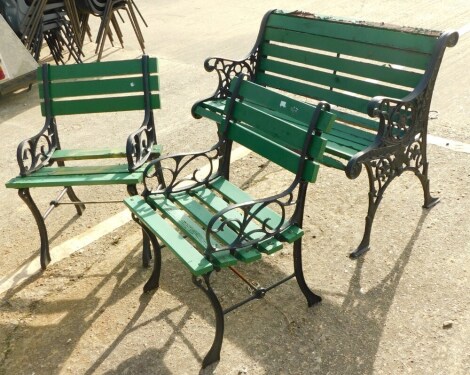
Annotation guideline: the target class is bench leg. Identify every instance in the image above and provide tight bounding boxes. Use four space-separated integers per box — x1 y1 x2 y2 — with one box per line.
141 228 161 293
350 163 395 259
193 273 224 368
293 239 322 306
18 188 51 270
416 160 440 209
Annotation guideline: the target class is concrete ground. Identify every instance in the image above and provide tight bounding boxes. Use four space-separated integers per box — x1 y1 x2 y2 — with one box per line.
0 1 469 374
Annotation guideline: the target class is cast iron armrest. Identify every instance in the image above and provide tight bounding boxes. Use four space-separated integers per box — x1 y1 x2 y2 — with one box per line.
142 143 223 195
205 182 298 254
126 111 157 172
346 85 430 179
16 119 58 176
191 54 258 119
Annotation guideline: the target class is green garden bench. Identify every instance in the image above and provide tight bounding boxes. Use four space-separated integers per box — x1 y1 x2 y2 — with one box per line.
192 10 459 258
5 55 161 270
124 75 336 368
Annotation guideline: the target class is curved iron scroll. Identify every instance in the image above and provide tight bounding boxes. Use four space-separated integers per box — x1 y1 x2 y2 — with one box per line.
126 112 157 171
143 143 223 195
205 181 301 253
17 119 58 176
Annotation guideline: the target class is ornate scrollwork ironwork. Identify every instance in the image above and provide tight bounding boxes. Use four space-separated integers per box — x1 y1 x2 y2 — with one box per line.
143 143 223 195
205 182 301 253
203 51 259 100
17 119 58 176
126 114 157 171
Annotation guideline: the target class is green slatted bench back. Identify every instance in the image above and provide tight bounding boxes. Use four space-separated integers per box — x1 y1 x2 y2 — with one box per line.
221 79 336 182
38 58 160 117
256 11 441 130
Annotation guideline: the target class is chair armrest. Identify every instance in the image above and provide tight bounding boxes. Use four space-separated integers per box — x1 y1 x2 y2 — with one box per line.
16 119 58 176
205 182 300 253
142 143 223 195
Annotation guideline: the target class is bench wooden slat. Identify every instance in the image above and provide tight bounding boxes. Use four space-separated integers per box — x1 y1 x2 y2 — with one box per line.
38 76 159 99
209 177 304 243
50 144 163 161
260 43 423 89
264 27 430 70
192 188 284 255
38 58 158 80
267 13 438 55
172 193 262 263
41 94 161 116
123 196 214 276
256 72 370 115
148 195 239 268
258 58 411 100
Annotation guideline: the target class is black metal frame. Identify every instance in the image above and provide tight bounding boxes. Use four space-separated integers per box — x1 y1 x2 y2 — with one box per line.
135 75 329 368
13 55 157 269
191 9 459 259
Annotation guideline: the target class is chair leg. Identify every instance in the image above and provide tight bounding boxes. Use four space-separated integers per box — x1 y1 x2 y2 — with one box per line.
350 162 395 259
65 186 86 215
293 239 322 306
141 228 151 268
18 188 51 270
142 228 161 292
193 273 224 368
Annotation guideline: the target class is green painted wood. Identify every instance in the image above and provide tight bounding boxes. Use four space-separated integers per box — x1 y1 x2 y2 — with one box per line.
38 76 159 99
148 195 238 268
229 101 328 160
320 155 347 170
26 164 140 176
123 196 213 276
259 43 423 88
209 177 304 243
172 193 262 263
258 58 410 100
256 72 371 115
263 27 430 69
236 79 336 133
5 168 146 188
267 13 438 55
40 94 160 116
38 58 158 81
192 188 284 255
219 116 321 182
50 144 163 161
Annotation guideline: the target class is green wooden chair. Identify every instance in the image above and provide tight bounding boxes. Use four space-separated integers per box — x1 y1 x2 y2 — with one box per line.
5 55 161 270
125 75 336 367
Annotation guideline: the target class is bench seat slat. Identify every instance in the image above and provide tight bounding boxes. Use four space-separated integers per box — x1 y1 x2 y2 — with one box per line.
260 42 424 88
51 144 162 161
172 193 262 263
123 196 214 276
267 13 438 55
192 188 284 255
148 195 238 268
264 27 430 69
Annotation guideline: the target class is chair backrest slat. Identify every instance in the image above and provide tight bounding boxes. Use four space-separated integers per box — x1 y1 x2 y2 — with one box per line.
38 56 160 116
222 78 335 182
